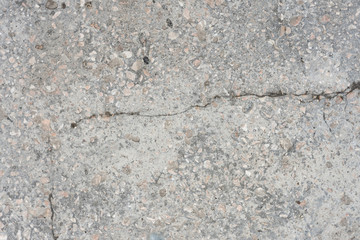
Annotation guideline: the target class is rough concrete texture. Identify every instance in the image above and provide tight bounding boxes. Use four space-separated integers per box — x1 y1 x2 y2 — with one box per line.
0 0 359 239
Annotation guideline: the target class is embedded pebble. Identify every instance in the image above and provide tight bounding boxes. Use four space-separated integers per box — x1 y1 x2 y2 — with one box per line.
45 0 58 9
168 31 179 40
122 51 133 58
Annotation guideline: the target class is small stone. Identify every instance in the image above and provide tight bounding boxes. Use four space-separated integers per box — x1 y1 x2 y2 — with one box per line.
298 200 306 207
280 138 293 152
126 71 136 81
108 58 124 68
122 51 133 58
286 27 292 35
290 16 302 26
121 217 131 226
260 106 274 120
125 134 140 142
41 119 51 132
193 59 201 68
49 11 58 19
91 174 105 186
233 178 241 187
255 187 266 198
167 160 178 171
9 57 15 63
184 206 193 213
40 177 50 184
45 0 58 9
28 56 36 65
320 14 330 24
123 88 132 96
28 207 49 218
168 31 179 40
159 189 166 197
185 129 193 138
242 101 253 113
196 22 206 41
325 162 333 168
183 8 190 20
131 60 142 71
204 160 211 169
280 26 286 37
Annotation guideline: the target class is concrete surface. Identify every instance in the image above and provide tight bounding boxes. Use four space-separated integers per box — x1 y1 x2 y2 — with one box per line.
0 0 359 239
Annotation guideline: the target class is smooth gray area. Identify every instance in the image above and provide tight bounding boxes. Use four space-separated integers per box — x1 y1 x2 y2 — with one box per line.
0 0 359 239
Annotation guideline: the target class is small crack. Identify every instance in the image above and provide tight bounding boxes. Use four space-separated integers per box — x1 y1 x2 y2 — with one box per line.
70 82 359 127
48 193 58 240
322 111 332 134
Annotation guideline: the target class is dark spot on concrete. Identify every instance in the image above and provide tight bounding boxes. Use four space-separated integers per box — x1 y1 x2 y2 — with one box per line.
62 2 66 9
350 81 360 91
295 200 301 204
166 18 173 28
326 162 333 168
104 111 112 117
71 123 77 128
143 56 150 64
35 45 44 50
85 1 92 9
15 0 25 5
341 193 352 205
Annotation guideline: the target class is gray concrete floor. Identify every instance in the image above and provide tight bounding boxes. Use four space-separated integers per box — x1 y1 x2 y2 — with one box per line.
1 0 359 239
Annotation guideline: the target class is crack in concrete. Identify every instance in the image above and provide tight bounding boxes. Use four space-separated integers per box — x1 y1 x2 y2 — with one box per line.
70 82 359 127
48 193 58 240
322 111 332 134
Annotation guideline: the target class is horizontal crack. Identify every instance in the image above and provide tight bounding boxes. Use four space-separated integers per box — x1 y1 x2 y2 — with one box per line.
70 82 359 128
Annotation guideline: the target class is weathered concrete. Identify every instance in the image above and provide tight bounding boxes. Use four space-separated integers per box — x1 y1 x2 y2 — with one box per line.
0 0 359 239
